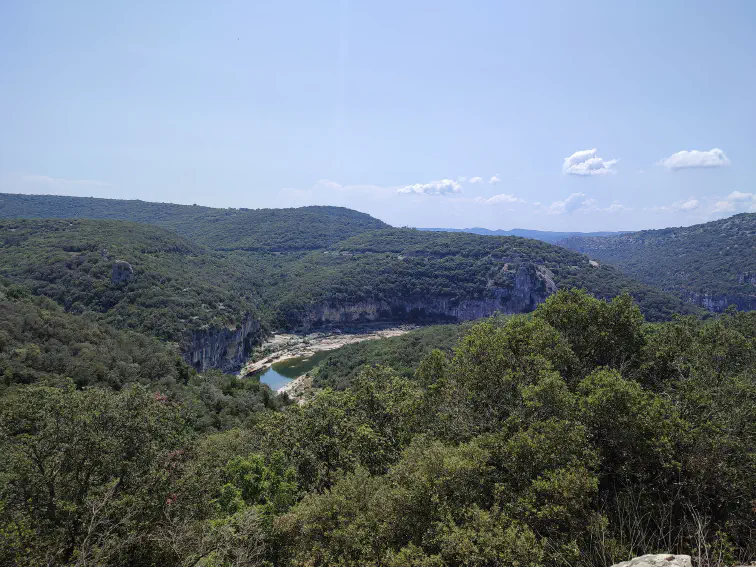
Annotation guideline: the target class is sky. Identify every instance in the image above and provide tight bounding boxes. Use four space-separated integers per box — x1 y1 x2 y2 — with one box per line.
1 0 755 231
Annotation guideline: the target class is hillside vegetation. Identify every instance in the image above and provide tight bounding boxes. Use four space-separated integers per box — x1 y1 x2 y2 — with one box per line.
0 279 283 432
319 229 703 321
0 214 705 370
0 193 389 251
420 226 623 243
561 213 756 310
2 290 753 566
0 219 258 342
312 322 472 389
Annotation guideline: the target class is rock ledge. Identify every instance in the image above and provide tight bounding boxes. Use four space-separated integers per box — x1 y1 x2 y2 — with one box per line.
612 555 691 567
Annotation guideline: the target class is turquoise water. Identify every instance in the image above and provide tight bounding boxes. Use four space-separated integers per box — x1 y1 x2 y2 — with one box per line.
257 350 333 390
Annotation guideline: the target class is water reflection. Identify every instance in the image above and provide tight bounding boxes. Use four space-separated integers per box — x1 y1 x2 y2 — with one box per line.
257 350 332 390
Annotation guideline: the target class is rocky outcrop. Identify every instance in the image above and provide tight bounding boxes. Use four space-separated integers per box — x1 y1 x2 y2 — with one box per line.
678 289 756 312
182 264 557 370
297 265 557 330
611 555 691 567
184 316 261 373
738 272 756 286
111 261 134 285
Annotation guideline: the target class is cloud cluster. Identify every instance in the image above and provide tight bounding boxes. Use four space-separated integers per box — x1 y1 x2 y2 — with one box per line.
397 179 462 196
547 193 631 215
489 175 501 184
313 179 344 191
658 148 730 170
468 176 484 184
713 191 756 213
548 192 594 214
474 193 524 205
563 149 619 176
651 198 701 213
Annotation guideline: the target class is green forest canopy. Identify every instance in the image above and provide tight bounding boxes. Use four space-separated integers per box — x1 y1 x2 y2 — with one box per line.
1 290 754 566
0 219 703 356
561 212 756 301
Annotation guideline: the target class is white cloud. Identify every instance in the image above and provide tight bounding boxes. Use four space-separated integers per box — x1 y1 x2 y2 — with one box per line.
468 176 484 184
678 199 699 211
562 148 619 176
313 179 343 190
547 192 630 214
712 191 756 213
727 190 753 202
474 193 524 205
605 203 632 213
548 192 593 214
658 148 731 170
651 197 703 213
397 179 463 196
713 200 736 213
489 175 501 184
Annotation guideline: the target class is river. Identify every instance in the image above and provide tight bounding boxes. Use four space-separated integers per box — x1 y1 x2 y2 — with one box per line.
257 350 333 390
244 325 417 396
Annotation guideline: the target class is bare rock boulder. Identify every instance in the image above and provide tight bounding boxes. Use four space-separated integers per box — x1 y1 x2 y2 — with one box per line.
612 556 692 567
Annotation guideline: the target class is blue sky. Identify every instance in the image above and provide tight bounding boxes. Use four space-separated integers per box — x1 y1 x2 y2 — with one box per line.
1 0 755 231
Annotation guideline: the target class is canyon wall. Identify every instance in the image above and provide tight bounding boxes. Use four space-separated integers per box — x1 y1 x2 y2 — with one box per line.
678 289 756 312
184 315 262 373
297 265 557 330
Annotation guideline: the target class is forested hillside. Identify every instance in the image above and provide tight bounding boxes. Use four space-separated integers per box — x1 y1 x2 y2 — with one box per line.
0 279 282 431
0 215 705 374
316 229 703 322
2 290 753 566
561 213 756 311
420 226 623 243
312 322 472 389
0 193 389 251
0 219 258 343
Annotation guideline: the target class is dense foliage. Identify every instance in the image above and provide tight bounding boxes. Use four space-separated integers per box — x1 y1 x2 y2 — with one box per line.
561 213 756 308
420 227 623 244
317 229 704 322
0 193 389 252
2 291 753 566
0 219 263 343
312 323 472 389
0 219 702 360
0 279 282 433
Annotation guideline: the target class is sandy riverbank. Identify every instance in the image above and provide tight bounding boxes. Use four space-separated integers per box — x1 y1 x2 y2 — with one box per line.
239 325 417 379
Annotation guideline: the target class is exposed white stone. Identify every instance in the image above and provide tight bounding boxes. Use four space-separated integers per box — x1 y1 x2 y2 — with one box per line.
611 554 692 567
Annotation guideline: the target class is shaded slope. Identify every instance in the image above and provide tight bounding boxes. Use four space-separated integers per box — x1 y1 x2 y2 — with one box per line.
263 229 704 324
419 226 624 243
0 192 389 251
560 213 756 311
0 219 258 345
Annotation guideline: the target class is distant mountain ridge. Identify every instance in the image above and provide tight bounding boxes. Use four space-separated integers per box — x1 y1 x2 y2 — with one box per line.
560 213 756 312
0 192 389 251
418 226 624 244
0 194 703 372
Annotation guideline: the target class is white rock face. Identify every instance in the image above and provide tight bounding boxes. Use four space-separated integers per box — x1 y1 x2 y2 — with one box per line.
612 555 692 567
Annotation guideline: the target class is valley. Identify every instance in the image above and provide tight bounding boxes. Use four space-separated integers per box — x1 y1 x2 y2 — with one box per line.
0 197 707 376
240 324 417 395
560 213 756 311
0 195 754 567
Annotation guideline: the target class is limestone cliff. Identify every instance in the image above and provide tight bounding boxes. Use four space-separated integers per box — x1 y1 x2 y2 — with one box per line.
679 289 756 312
297 264 557 330
182 264 559 371
184 315 261 373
